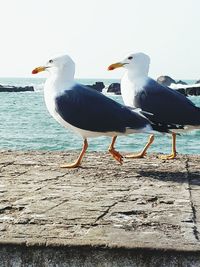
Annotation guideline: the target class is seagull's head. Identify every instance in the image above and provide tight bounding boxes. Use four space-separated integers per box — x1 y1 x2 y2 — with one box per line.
32 54 75 77
108 52 150 77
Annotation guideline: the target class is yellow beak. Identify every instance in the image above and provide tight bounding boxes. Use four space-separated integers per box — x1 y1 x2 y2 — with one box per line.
107 62 125 71
32 66 47 74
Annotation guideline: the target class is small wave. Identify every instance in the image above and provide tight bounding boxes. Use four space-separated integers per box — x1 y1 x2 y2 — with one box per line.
170 83 200 89
32 83 44 92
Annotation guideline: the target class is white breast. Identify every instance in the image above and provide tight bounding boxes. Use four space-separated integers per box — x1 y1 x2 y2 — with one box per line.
121 73 147 108
43 83 86 137
121 73 136 107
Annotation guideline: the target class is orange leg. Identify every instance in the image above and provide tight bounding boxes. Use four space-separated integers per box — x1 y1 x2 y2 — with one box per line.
126 134 154 159
108 136 123 164
60 139 88 168
160 133 177 160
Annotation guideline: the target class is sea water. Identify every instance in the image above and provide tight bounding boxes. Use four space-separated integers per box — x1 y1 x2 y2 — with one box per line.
0 78 199 154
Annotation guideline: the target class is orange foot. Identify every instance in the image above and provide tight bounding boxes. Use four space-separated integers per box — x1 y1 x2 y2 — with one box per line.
125 152 147 159
159 152 177 160
60 161 81 168
109 149 123 164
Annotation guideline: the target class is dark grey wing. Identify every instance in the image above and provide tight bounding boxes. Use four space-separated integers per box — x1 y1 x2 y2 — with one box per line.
55 84 149 133
135 78 200 126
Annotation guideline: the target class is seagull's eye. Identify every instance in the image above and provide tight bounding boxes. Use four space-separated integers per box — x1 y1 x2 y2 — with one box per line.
128 56 133 60
49 59 53 63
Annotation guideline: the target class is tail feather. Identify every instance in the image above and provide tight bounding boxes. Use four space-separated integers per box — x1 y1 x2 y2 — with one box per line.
151 123 170 133
149 121 186 133
139 109 198 132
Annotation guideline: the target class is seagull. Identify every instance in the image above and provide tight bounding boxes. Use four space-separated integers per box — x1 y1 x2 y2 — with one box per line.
32 54 154 168
108 52 200 159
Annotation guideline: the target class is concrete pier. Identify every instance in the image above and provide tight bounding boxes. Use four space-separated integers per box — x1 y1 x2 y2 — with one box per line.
0 151 200 266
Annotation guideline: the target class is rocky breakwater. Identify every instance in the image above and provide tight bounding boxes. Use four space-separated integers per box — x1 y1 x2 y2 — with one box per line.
157 75 200 96
107 82 121 95
0 85 34 92
105 77 200 96
86 82 105 92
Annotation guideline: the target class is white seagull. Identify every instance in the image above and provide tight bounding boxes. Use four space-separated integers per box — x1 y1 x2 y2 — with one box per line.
108 52 200 159
32 54 155 168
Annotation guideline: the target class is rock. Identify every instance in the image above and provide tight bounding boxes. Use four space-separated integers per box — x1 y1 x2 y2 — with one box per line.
185 87 200 96
157 76 176 87
176 80 188 85
107 83 121 94
0 85 34 92
176 88 187 96
195 80 200 84
86 82 105 92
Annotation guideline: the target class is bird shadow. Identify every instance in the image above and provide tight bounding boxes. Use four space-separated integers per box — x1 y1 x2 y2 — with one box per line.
136 170 200 186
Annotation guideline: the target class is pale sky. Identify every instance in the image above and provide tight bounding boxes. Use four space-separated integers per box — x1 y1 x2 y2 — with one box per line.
0 0 200 79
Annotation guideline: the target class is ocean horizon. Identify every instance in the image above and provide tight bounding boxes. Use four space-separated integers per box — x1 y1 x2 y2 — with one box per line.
0 77 198 91
0 77 199 155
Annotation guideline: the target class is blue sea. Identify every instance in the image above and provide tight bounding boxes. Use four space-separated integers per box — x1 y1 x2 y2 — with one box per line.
0 77 199 155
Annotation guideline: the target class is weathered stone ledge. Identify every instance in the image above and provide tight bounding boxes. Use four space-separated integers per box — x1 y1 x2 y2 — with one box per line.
106 82 200 95
0 85 34 92
1 244 200 267
0 151 200 265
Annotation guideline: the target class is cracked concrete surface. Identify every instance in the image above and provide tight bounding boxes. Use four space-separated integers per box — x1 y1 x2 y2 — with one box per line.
0 150 200 253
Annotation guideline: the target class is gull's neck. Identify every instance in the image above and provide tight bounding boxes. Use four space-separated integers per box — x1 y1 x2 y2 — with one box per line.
126 70 148 88
121 65 149 107
44 66 75 98
126 63 149 85
121 70 148 107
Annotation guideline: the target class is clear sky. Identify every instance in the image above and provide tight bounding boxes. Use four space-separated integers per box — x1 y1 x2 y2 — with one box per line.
0 0 200 79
